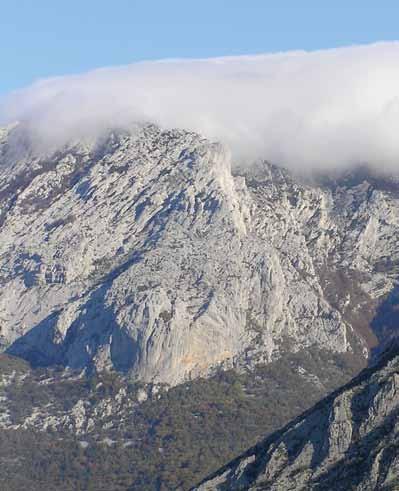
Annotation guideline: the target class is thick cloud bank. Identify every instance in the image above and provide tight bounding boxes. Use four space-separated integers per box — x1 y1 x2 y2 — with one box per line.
2 42 399 171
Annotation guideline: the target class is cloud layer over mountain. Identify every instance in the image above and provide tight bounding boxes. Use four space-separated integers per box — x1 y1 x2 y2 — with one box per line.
2 42 399 171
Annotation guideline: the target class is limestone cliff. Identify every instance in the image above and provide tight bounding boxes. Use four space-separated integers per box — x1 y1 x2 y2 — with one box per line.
1 123 398 385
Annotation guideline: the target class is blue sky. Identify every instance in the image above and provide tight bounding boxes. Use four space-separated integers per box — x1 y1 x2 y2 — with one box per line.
1 1 399 95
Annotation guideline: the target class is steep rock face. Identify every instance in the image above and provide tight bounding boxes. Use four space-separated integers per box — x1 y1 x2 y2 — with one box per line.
195 346 399 490
0 124 399 384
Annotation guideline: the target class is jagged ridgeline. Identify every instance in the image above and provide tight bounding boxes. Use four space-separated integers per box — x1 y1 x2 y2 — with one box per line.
1 123 399 489
195 344 399 490
1 123 399 380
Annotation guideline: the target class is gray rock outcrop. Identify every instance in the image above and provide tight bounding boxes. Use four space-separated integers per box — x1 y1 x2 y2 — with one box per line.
195 345 399 490
1 123 399 385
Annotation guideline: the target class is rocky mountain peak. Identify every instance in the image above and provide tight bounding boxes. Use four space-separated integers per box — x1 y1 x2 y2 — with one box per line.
0 123 399 387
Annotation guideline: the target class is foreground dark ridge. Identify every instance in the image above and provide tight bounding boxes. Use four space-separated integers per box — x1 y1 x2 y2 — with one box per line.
195 345 399 490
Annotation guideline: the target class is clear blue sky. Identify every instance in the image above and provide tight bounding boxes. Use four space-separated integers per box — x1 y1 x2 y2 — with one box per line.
1 1 399 95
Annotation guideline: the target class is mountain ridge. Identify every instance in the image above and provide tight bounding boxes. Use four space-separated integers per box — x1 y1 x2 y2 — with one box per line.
1 122 399 489
195 343 399 490
1 123 399 386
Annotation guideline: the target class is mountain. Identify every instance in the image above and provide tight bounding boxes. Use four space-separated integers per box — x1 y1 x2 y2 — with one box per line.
195 345 399 490
1 123 399 386
1 122 399 489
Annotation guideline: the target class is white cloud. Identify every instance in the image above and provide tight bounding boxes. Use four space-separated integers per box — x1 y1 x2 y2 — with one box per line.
2 42 399 171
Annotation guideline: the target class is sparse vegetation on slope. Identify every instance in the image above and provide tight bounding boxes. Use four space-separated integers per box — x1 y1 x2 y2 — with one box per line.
0 349 363 490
